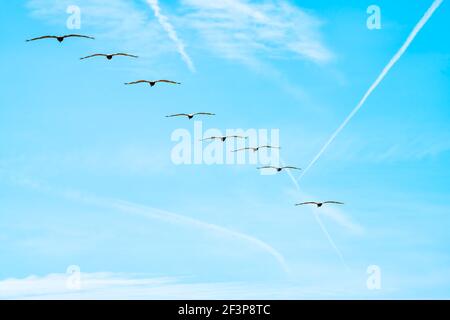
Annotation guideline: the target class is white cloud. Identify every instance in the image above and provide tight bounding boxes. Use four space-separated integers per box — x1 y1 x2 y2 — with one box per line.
8 176 290 274
26 0 176 67
1 146 171 176
0 272 348 299
322 132 450 164
180 0 333 65
26 0 333 72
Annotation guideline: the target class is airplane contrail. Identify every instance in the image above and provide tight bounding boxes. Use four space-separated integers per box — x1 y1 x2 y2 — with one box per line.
298 0 444 181
11 175 290 275
283 163 349 270
146 0 196 72
111 200 290 274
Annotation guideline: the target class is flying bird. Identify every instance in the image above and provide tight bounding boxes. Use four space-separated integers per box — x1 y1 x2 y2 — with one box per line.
201 136 247 142
257 166 301 172
80 53 138 60
233 146 280 152
166 112 215 120
26 34 95 43
295 201 344 208
125 80 181 87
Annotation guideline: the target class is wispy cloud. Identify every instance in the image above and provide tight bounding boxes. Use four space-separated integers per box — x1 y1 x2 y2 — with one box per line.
298 0 444 180
26 0 178 69
9 175 290 275
0 272 347 299
146 0 196 72
26 0 332 74
1 145 170 176
180 0 333 66
321 133 450 164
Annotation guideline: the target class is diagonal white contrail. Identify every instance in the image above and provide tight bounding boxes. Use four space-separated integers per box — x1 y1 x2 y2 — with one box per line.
283 161 349 270
146 0 196 72
298 0 444 181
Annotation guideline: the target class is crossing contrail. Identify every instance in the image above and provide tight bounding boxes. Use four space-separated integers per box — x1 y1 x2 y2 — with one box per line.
298 0 444 181
283 163 349 270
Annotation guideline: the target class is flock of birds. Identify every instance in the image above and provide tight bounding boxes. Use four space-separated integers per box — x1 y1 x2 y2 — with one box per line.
26 33 345 209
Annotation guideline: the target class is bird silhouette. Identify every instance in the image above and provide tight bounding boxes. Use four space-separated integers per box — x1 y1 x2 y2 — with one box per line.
166 113 215 120
257 166 301 172
26 34 95 43
233 145 280 152
80 53 138 60
201 136 247 142
295 201 344 208
125 80 181 87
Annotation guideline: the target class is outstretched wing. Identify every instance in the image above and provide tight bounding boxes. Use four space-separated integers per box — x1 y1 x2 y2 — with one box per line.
80 54 106 60
323 201 344 205
194 112 215 116
156 80 181 85
283 166 302 170
166 114 189 118
63 34 95 40
227 135 247 139
295 202 318 206
113 53 139 58
232 148 251 152
260 145 280 149
125 80 149 85
257 166 277 170
26 35 57 42
201 137 218 141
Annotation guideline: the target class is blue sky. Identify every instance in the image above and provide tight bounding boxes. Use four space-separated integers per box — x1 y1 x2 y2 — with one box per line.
0 0 449 299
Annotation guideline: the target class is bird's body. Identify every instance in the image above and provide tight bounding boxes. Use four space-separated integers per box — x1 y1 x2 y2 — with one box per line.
80 53 138 60
233 146 280 152
257 166 301 172
125 80 181 87
202 135 247 142
26 34 95 43
166 112 215 120
295 201 344 208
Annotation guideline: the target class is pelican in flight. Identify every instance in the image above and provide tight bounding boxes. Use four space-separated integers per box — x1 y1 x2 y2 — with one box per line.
233 146 280 152
257 166 301 172
166 112 215 120
26 34 95 43
295 201 344 208
201 136 247 142
80 53 138 60
125 80 181 87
